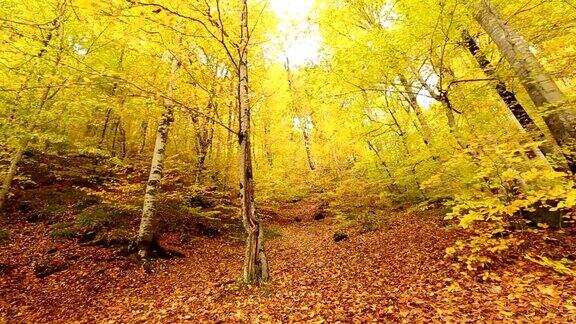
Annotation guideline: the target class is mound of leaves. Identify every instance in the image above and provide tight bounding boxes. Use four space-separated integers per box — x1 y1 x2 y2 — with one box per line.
49 204 135 248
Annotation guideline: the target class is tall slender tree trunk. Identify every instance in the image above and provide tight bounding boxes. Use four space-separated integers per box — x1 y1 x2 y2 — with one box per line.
367 140 400 193
239 0 269 284
0 141 28 212
137 58 179 259
119 122 127 159
0 3 65 212
1 87 52 212
138 120 148 155
110 119 119 156
444 102 469 150
192 99 216 184
386 105 423 195
285 59 317 171
461 30 561 167
1 80 55 211
416 74 469 150
225 99 237 181
195 146 209 184
302 127 316 170
263 122 273 167
99 108 112 149
399 75 434 148
474 0 576 173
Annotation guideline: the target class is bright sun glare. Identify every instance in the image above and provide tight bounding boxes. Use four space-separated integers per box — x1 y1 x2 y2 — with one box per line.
268 0 322 68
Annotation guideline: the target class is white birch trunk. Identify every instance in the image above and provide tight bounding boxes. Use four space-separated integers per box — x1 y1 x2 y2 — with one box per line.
474 0 576 173
137 58 179 258
399 75 435 148
416 74 470 150
302 127 316 171
286 59 317 171
0 5 64 212
0 141 28 212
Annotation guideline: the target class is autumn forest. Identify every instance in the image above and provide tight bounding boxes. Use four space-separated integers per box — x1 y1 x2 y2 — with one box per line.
1 0 576 322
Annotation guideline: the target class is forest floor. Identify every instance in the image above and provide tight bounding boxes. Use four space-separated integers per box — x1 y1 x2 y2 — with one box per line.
1 152 576 322
2 200 576 322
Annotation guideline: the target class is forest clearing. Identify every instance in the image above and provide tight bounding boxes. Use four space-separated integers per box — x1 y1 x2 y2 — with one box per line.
1 0 576 322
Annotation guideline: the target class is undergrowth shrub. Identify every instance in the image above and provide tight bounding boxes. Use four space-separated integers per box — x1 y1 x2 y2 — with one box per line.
159 204 222 233
328 176 391 231
432 141 576 278
76 147 110 158
525 254 576 277
255 166 334 203
263 226 283 240
77 205 129 230
93 228 133 246
356 212 382 233
49 205 133 241
39 204 68 223
445 224 525 273
49 222 79 239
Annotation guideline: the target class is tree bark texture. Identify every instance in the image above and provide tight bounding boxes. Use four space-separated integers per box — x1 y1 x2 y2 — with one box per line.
137 58 179 258
474 0 576 172
239 0 269 284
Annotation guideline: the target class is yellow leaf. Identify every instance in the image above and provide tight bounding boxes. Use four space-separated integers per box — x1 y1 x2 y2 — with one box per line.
564 304 576 312
538 285 556 296
499 310 514 317
446 281 461 292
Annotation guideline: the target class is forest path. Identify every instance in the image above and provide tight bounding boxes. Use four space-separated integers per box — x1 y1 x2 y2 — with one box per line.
2 201 575 322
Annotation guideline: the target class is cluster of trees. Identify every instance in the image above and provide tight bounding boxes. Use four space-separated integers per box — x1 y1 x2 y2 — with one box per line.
1 0 575 282
315 0 576 269
1 0 270 283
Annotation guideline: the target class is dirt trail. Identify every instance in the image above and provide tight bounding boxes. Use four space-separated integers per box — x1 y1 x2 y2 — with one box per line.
1 201 576 322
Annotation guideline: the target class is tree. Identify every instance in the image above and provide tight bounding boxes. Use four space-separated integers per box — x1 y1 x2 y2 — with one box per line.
0 1 67 211
286 60 317 171
461 30 561 167
137 57 180 258
238 0 269 284
398 75 435 150
474 0 576 173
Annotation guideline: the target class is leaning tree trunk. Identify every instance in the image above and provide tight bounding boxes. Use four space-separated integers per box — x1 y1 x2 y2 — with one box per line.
137 58 179 259
302 126 316 171
0 5 64 212
416 74 469 150
138 120 148 155
286 59 317 171
238 0 269 284
0 79 55 212
98 108 112 149
367 140 401 193
386 105 424 196
442 97 469 150
0 141 29 212
462 30 561 168
474 0 576 173
399 75 436 156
